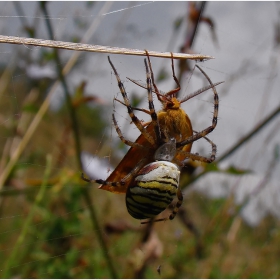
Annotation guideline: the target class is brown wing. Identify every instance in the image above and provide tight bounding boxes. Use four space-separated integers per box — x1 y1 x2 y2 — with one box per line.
99 124 155 194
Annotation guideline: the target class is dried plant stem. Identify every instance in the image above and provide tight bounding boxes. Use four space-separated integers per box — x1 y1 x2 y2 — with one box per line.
0 34 213 60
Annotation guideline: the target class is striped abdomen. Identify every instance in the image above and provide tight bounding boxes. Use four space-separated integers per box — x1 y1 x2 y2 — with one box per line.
126 161 180 220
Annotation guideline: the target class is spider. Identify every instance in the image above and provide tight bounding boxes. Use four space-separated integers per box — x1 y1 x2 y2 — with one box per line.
82 52 222 223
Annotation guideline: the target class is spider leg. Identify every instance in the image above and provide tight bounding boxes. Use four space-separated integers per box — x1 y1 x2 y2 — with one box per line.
144 56 161 146
112 114 150 150
177 65 219 148
110 54 161 146
146 51 181 99
141 187 183 224
108 56 156 147
81 158 147 188
193 129 217 163
176 133 217 165
145 50 163 101
168 187 183 220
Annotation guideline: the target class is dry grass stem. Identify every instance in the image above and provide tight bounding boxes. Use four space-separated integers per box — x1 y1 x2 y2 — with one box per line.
0 34 214 60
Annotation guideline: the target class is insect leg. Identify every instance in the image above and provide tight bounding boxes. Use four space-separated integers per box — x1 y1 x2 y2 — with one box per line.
164 52 181 97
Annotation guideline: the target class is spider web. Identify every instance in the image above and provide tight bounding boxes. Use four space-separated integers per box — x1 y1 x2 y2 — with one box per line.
0 2 280 278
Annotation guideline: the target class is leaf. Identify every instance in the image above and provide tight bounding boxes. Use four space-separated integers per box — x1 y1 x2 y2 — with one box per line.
22 103 39 114
173 17 184 31
223 166 251 175
204 163 251 175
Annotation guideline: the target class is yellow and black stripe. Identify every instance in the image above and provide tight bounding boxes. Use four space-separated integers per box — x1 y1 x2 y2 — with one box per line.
126 161 179 220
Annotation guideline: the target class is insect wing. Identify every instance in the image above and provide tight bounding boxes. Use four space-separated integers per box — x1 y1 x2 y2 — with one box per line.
99 124 155 194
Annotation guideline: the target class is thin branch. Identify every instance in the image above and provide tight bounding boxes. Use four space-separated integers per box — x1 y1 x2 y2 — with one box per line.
184 2 206 50
177 2 208 92
218 104 280 163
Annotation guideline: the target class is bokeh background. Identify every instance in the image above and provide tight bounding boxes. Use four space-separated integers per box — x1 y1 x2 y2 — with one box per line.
0 1 279 278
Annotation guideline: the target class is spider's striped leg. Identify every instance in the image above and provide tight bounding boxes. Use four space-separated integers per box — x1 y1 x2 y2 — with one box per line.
112 114 149 150
144 57 161 145
177 65 219 147
168 187 183 220
81 158 148 187
146 51 181 99
141 187 183 224
145 50 162 101
113 56 162 146
176 133 217 165
108 56 156 147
